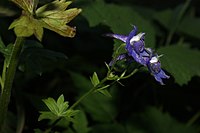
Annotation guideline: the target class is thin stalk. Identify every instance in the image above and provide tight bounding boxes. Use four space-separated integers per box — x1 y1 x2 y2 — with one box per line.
70 77 107 110
186 112 200 127
165 0 190 45
0 58 8 89
0 37 24 131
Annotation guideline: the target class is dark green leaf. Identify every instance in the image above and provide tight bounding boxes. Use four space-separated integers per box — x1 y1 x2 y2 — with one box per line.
81 0 156 47
70 72 93 93
154 0 190 32
153 9 172 30
73 111 90 133
125 107 197 133
136 107 197 133
19 41 67 75
178 16 200 39
158 44 200 85
91 123 126 133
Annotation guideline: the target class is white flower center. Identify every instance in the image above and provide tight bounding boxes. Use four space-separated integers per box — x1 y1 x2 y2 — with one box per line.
130 33 145 45
150 56 158 63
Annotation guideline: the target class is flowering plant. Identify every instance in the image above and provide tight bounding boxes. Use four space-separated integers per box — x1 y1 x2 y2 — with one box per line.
0 0 200 132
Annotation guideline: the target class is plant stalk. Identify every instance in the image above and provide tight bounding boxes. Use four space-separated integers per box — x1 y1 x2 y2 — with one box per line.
0 37 24 131
70 77 107 110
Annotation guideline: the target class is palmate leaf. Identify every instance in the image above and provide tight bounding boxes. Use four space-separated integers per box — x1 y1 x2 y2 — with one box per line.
80 0 156 47
39 95 79 121
158 44 200 85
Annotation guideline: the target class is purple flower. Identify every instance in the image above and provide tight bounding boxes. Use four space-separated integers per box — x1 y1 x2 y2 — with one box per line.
105 26 170 85
147 55 170 85
106 26 146 65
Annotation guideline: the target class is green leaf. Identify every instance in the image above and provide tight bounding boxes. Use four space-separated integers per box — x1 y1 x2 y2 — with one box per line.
158 44 200 85
91 123 126 133
0 37 14 67
154 0 190 33
39 94 79 121
97 89 112 97
90 72 100 87
80 0 155 47
70 72 93 93
133 107 197 133
73 111 90 133
39 16 77 38
43 97 59 114
19 41 67 75
177 16 200 39
153 9 172 30
38 111 57 121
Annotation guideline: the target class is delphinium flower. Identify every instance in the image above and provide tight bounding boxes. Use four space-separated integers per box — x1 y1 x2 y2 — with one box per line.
106 26 170 85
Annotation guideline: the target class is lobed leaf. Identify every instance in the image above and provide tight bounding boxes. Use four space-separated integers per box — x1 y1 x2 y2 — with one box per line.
80 0 155 47
43 97 59 115
158 44 200 85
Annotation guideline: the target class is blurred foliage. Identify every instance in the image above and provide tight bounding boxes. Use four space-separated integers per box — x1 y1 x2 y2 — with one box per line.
0 0 200 132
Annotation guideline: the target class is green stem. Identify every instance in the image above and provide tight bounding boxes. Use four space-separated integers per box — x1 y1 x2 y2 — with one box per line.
70 77 107 110
186 111 200 127
0 37 24 131
165 0 190 45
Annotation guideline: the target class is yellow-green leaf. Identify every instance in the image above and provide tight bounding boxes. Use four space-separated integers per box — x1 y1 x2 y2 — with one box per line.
36 0 72 16
9 14 44 40
11 0 38 14
14 25 34 37
41 8 82 24
40 18 76 37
